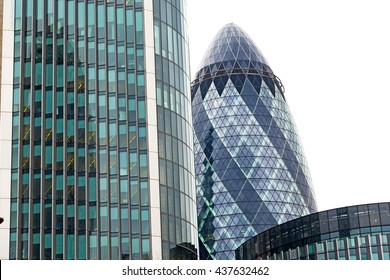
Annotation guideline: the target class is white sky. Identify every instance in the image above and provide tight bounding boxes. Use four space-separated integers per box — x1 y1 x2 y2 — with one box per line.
187 0 390 211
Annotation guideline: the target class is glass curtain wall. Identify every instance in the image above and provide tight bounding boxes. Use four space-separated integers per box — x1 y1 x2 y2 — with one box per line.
11 0 150 260
152 0 198 259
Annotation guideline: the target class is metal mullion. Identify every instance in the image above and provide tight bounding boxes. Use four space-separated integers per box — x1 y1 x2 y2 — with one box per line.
61 0 70 261
101 0 109 260
112 0 121 261
85 1 99 260
77 6 85 259
81 2 89 259
39 0 47 261
122 2 132 261
73 0 80 261
15 0 26 261
74 0 88 260
27 0 37 260
85 2 95 261
51 0 60 261
95 0 102 261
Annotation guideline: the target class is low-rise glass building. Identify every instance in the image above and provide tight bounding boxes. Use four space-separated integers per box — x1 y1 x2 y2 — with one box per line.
236 202 390 260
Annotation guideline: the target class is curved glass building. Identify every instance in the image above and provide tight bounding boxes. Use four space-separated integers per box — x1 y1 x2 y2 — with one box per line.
192 23 317 259
1 0 197 260
236 202 390 260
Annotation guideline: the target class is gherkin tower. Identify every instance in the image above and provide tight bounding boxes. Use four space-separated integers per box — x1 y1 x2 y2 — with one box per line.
192 23 317 260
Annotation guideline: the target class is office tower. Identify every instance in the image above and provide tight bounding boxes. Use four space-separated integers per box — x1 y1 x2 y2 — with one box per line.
236 202 390 260
0 0 197 260
192 23 317 259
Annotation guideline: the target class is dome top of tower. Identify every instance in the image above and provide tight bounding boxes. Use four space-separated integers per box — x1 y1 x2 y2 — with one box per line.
197 23 270 74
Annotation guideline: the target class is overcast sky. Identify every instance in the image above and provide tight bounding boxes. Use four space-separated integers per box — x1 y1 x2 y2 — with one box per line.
187 0 390 211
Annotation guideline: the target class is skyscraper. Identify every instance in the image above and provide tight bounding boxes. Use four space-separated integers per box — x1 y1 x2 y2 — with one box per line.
192 23 317 260
0 0 197 260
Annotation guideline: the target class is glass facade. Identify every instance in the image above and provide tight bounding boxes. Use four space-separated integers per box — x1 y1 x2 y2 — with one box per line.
192 23 317 260
152 0 197 259
236 202 390 260
9 0 197 260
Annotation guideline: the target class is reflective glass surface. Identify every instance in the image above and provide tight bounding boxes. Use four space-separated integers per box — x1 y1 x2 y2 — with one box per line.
153 0 198 259
192 24 317 260
236 203 390 260
10 0 197 260
10 0 148 260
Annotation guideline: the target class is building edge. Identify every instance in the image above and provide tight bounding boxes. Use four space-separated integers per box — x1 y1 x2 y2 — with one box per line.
0 0 14 260
143 0 162 260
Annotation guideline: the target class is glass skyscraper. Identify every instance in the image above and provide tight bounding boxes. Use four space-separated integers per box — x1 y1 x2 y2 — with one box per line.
192 23 317 260
0 0 197 260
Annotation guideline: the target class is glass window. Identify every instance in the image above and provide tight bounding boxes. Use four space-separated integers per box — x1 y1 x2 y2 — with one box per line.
130 180 139 205
99 177 108 202
328 210 338 232
118 71 126 93
98 68 106 90
138 127 146 150
358 205 370 227
118 97 126 121
56 64 64 87
109 150 118 175
129 125 137 150
369 204 381 226
77 2 85 36
142 238 150 260
100 235 108 259
136 73 145 97
119 124 127 147
136 48 144 71
120 179 129 204
87 3 95 37
128 98 136 122
116 8 125 42
111 207 118 232
139 153 147 178
121 208 129 233
108 44 115 67
98 121 107 145
56 234 63 256
127 47 135 69
159 159 166 185
130 152 138 177
120 152 127 176
319 211 329 233
135 11 143 44
140 181 148 206
89 235 97 259
88 42 95 64
99 149 107 173
160 186 167 213
348 206 360 229
108 70 116 92
128 72 135 95
380 203 390 225
88 67 96 90
131 209 139 234
97 4 105 38
111 236 119 260
131 238 140 260
109 122 117 146
138 100 145 122
100 206 108 232
126 9 134 44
